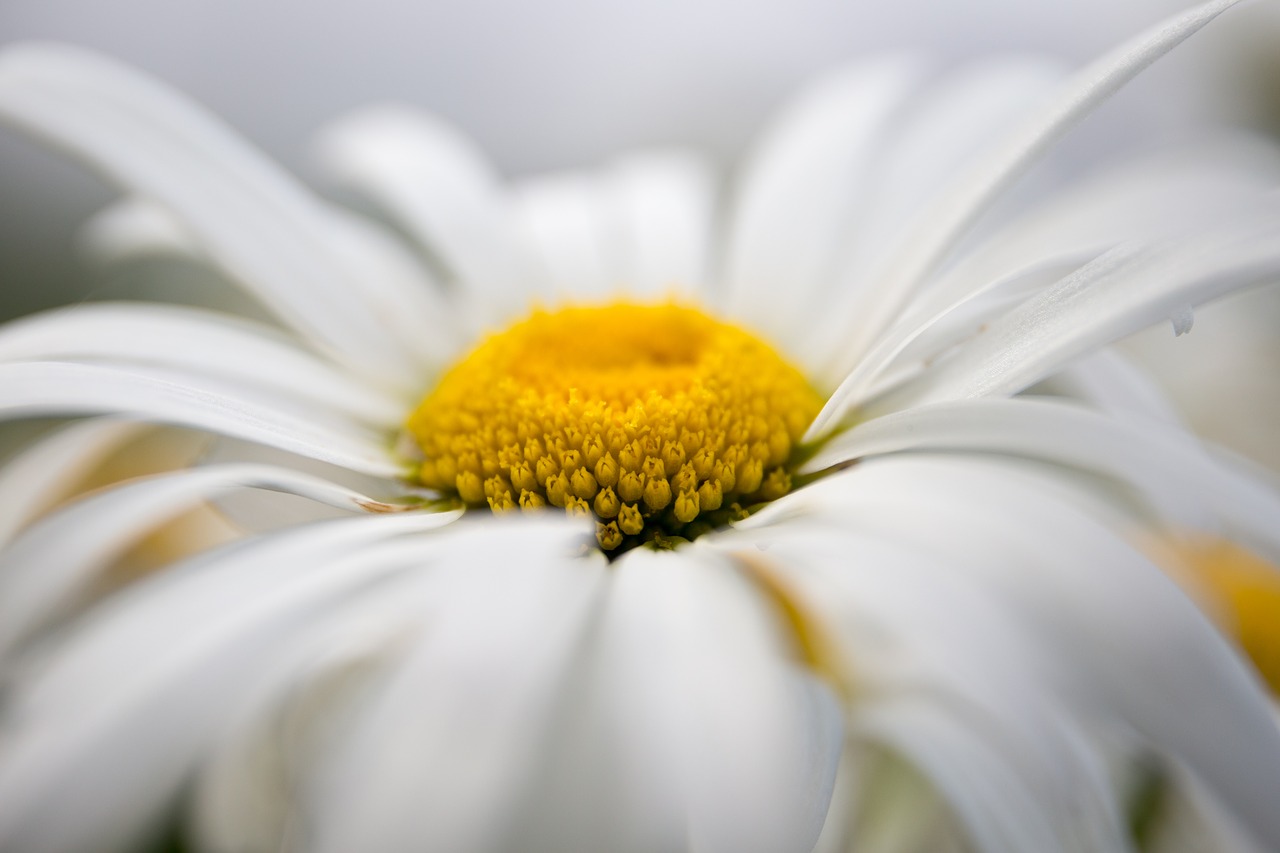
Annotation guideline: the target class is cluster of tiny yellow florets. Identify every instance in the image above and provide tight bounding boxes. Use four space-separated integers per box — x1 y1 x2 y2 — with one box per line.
405 302 823 552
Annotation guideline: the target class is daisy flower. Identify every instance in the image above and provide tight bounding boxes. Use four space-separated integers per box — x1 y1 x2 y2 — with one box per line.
0 1 1279 851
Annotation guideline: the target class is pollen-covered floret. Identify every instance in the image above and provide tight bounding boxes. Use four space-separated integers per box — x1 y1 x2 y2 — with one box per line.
406 302 823 552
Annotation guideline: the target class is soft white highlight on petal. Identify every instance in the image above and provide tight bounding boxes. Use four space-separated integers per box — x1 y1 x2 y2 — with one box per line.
721 57 924 350
0 43 429 385
603 151 716 299
312 104 549 319
874 213 1280 414
753 455 1280 848
0 304 405 425
1036 348 1186 426
511 170 627 302
78 197 200 263
306 523 604 853
803 398 1280 561
0 361 400 476
0 511 467 853
568 548 843 853
0 418 149 546
817 0 1248 385
0 463 440 656
705 525 1125 852
811 147 1280 426
802 58 1065 374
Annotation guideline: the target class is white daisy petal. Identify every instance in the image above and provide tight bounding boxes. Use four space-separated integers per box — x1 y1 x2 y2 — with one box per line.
831 0 1249 378
0 512 460 853
605 151 716 299
78 197 201 264
0 304 405 425
874 212 1280 414
803 398 1280 560
0 361 400 477
854 699 1119 853
805 57 1066 374
1037 348 1186 426
0 418 149 546
0 462 441 656
511 171 628 303
708 527 1125 852
305 522 604 853
312 105 549 313
721 57 925 349
814 150 1280 415
318 207 462 371
781 455 1280 848
574 548 843 853
0 43 425 383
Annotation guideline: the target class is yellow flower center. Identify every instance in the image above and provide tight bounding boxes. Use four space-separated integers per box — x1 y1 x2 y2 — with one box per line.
406 302 823 552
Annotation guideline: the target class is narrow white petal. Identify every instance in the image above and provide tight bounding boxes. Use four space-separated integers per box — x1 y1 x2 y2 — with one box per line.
721 57 924 348
1036 348 1185 426
809 158 1280 438
854 700 1116 853
318 207 463 370
307 521 604 853
0 304 405 425
0 43 426 382
78 197 200 263
804 57 1065 373
804 398 1280 561
569 548 843 853
0 463 439 655
874 213 1280 415
706 526 1125 852
0 511 460 853
511 171 627 303
604 151 716 299
0 418 149 546
774 454 1280 847
818 148 1279 420
312 104 549 316
825 0 1249 381
0 361 401 477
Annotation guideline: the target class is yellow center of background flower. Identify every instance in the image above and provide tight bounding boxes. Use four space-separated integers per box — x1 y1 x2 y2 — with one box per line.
406 302 823 552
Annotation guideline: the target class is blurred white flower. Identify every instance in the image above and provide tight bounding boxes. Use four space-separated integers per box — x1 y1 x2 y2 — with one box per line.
0 2 1279 852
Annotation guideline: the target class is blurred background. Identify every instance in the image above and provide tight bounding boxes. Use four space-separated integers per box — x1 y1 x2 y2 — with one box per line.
1 0 1279 462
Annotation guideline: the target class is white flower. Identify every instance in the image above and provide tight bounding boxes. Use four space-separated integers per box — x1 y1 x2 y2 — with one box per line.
0 2 1279 852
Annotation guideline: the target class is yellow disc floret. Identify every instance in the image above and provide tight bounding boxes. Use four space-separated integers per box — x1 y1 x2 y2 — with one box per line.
406 302 823 553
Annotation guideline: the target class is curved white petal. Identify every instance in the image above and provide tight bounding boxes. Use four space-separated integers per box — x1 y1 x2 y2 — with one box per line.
0 361 401 477
0 418 149 546
872 212 1280 416
557 547 843 853
510 170 630 303
824 0 1249 382
804 57 1066 374
811 150 1280 427
305 521 604 853
0 43 430 384
0 510 462 853
0 304 406 425
704 527 1125 853
762 455 1280 848
0 462 442 656
312 104 549 316
78 197 201 263
803 398 1280 562
720 57 925 350
1036 348 1185 426
604 150 716 300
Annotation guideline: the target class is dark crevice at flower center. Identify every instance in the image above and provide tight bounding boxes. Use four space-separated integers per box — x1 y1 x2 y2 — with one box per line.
405 301 823 555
